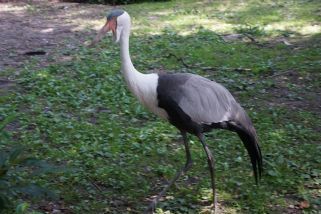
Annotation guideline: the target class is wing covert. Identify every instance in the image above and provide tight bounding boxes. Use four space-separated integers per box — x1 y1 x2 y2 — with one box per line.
158 73 237 124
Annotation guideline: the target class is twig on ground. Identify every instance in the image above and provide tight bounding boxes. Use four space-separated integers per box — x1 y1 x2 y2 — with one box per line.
265 70 293 79
234 68 252 72
220 33 263 47
166 53 219 71
243 33 256 43
87 176 102 192
167 53 193 68
166 53 253 73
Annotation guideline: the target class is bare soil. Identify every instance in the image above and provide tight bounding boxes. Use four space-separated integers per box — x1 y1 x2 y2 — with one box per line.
0 0 111 73
263 70 321 116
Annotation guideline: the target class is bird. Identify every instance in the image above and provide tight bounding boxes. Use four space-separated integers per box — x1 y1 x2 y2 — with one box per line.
91 9 263 213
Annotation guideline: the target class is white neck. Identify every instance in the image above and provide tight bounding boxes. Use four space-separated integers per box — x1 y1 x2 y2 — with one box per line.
117 17 168 120
119 26 143 95
120 29 135 74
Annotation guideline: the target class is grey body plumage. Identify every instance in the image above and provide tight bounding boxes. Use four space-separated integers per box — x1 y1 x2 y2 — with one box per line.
157 73 262 184
160 73 237 124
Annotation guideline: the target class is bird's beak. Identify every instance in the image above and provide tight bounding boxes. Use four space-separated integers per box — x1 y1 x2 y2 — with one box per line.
90 18 117 46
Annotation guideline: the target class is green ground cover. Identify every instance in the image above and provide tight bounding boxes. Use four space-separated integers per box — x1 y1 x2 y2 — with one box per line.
1 0 320 213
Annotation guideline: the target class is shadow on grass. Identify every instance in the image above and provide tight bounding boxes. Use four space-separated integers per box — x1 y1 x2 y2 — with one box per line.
1 1 320 213
20 28 319 213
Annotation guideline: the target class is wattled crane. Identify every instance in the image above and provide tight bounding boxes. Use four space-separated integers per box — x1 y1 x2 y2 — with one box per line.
91 9 262 213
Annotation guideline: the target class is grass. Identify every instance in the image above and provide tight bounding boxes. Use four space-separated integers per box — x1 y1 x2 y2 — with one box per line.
1 0 321 213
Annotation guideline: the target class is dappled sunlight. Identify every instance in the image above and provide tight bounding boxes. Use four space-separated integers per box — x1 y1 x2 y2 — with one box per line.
36 70 49 78
29 0 318 39
125 0 321 37
0 1 112 71
265 21 321 35
70 18 104 31
150 10 172 16
1 0 320 213
132 14 234 36
195 188 239 213
299 24 321 35
269 129 287 142
0 4 28 13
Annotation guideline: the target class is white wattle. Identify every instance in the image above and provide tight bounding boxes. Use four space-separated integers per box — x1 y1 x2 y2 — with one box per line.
124 71 168 119
118 12 168 120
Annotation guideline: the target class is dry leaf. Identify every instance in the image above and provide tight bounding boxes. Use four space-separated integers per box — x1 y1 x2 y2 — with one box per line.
299 200 310 209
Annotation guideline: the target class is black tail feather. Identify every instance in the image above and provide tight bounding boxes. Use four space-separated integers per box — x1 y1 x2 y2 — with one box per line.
227 122 263 184
237 129 262 183
203 104 263 183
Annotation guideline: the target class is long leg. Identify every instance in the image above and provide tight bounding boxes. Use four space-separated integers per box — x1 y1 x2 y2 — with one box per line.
198 133 217 213
145 131 193 213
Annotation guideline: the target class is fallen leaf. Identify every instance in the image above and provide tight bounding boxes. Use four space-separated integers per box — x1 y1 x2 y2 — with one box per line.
282 39 292 46
299 200 310 209
288 204 295 209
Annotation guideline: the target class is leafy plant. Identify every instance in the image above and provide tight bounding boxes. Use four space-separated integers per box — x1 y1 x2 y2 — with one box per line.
63 0 170 5
234 24 267 37
0 116 57 212
1 0 321 212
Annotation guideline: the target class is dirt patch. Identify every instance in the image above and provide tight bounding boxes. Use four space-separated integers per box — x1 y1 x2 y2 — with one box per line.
0 78 16 95
264 71 321 115
0 79 15 88
0 0 112 73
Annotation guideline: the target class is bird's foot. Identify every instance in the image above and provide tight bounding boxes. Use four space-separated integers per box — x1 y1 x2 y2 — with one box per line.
144 200 157 214
212 204 217 214
202 204 217 214
211 200 219 214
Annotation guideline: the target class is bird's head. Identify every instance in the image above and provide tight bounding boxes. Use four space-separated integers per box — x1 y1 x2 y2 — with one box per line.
91 9 131 46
